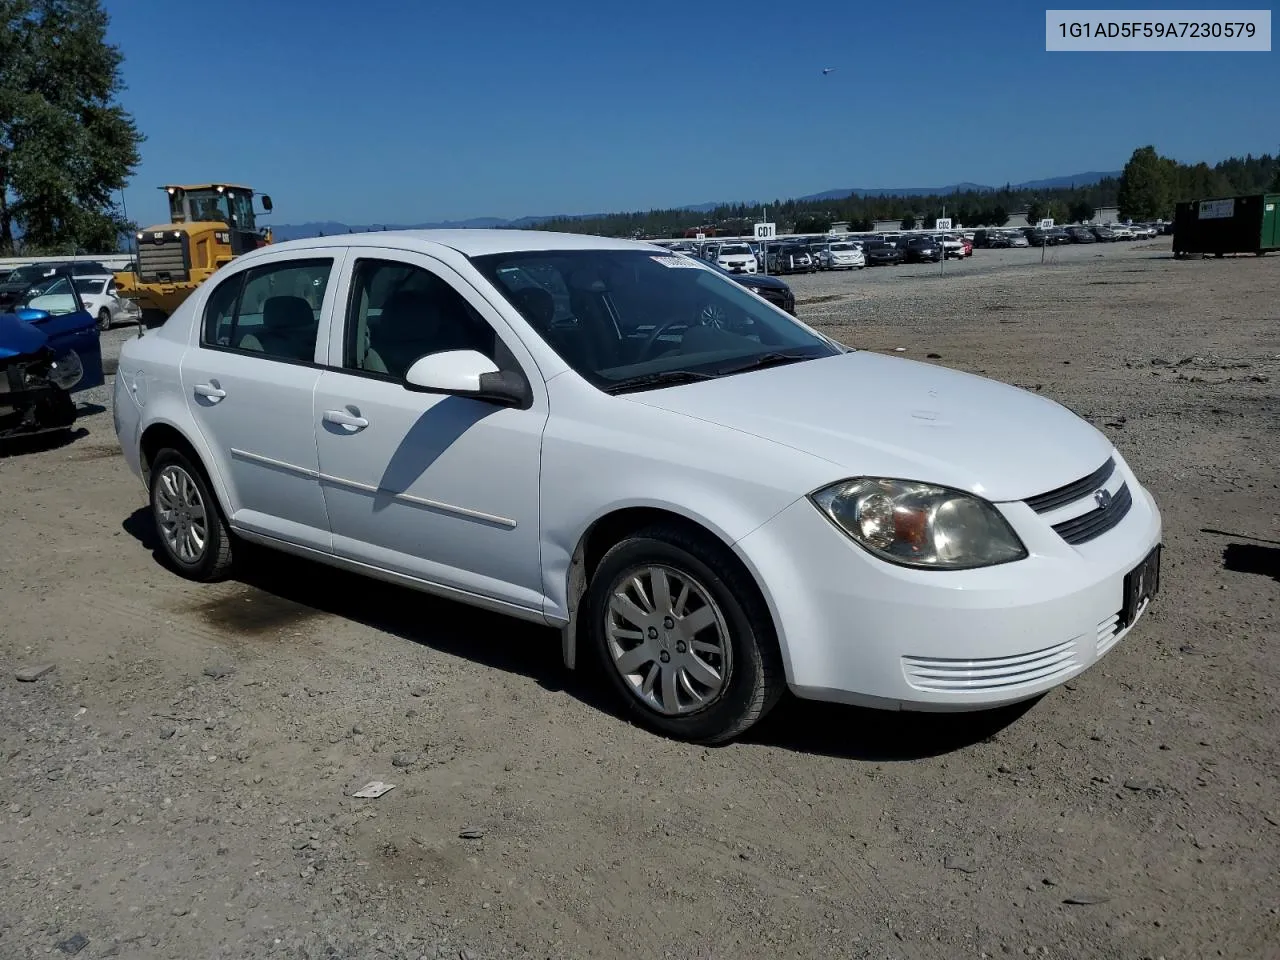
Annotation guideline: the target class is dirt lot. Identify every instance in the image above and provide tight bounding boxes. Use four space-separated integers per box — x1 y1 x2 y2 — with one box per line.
2 240 1277 960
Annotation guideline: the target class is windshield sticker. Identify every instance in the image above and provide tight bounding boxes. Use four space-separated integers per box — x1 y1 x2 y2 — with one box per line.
650 256 706 268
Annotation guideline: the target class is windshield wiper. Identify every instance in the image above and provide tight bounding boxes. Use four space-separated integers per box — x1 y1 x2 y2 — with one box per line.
713 350 817 376
602 369 720 395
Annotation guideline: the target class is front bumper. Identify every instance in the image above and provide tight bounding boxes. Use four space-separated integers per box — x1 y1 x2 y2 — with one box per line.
734 461 1163 711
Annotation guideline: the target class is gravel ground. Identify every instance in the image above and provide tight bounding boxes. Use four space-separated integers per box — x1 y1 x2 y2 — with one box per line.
1 239 1277 960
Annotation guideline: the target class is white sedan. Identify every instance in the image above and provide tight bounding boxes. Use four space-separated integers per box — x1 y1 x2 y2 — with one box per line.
75 275 142 330
822 241 866 270
713 242 757 274
112 231 1162 743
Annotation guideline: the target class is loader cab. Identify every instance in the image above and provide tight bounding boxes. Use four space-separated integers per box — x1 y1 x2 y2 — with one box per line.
162 184 273 255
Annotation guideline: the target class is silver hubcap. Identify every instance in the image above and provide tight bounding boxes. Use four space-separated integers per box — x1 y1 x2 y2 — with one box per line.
155 464 208 564
700 303 727 328
605 564 730 716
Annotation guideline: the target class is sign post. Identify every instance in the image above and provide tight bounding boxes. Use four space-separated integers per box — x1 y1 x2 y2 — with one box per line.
935 217 952 275
1038 218 1054 263
754 220 776 275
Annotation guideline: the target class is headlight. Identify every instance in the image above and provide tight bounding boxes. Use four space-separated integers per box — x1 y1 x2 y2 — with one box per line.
810 478 1027 570
46 350 84 390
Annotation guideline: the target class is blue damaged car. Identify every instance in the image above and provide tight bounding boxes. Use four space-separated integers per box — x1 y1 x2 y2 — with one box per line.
0 268 105 439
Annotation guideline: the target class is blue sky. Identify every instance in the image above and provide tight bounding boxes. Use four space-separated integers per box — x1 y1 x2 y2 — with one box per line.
104 0 1277 224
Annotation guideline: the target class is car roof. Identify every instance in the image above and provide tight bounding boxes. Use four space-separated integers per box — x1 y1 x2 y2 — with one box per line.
251 229 658 261
73 274 114 282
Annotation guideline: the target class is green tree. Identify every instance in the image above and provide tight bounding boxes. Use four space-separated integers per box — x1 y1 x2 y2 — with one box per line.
1024 200 1043 225
794 214 830 233
988 205 1010 227
900 213 916 230
1270 167 1280 192
1067 200 1095 223
1117 145 1173 221
1 0 143 254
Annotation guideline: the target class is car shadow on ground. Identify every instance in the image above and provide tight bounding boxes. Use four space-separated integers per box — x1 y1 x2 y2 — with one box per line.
743 694 1037 762
122 507 1041 759
0 426 88 459
120 508 619 716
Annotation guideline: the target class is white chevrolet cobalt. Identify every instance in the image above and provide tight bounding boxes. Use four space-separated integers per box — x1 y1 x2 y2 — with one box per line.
112 231 1161 743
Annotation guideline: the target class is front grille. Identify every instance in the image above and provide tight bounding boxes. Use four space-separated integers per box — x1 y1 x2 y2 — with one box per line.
902 639 1079 693
138 233 191 283
1096 612 1121 655
1025 457 1116 513
1052 482 1133 545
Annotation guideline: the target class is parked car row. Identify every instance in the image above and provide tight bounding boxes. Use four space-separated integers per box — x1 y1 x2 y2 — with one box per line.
665 238 870 276
0 259 140 329
973 222 1162 248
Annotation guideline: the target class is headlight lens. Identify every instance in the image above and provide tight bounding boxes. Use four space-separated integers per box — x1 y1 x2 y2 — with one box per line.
810 478 1027 570
46 350 84 390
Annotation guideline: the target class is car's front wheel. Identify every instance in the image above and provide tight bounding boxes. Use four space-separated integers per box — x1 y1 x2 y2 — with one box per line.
149 448 234 581
584 523 784 743
97 309 111 331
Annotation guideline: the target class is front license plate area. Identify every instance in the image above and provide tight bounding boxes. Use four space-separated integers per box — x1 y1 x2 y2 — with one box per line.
1120 545 1161 628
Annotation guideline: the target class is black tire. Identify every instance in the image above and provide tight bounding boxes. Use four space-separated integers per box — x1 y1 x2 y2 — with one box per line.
96 309 111 331
584 522 784 744
148 448 234 581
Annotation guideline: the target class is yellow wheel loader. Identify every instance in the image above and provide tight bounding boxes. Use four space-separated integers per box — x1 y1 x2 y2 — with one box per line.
114 184 274 324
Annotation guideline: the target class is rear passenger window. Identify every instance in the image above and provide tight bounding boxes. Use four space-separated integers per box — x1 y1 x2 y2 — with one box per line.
201 259 332 363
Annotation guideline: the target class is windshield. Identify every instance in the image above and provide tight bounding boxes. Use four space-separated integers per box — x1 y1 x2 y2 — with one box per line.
830 243 853 251
718 245 750 256
73 278 109 295
471 249 838 392
19 275 83 315
177 189 231 223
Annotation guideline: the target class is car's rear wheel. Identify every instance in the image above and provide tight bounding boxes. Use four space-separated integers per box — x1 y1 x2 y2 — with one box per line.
149 448 234 581
584 523 784 744
96 309 111 331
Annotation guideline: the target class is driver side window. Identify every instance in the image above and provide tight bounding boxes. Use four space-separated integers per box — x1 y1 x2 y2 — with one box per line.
343 259 498 380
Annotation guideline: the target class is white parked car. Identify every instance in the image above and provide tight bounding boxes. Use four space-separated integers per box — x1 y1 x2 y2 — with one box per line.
74 275 143 330
938 235 965 259
822 241 866 270
112 231 1162 743
713 242 757 274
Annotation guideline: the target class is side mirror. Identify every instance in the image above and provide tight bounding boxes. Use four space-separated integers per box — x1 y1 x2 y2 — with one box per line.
260 194 273 212
403 350 532 408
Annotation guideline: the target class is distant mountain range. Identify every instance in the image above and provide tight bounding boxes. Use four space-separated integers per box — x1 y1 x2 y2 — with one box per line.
267 171 1120 240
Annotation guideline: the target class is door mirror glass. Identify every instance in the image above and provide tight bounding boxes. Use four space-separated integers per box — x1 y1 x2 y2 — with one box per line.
259 194 273 212
404 350 531 408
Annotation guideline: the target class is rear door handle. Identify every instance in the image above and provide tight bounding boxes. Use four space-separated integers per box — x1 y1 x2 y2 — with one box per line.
194 383 226 400
323 409 369 430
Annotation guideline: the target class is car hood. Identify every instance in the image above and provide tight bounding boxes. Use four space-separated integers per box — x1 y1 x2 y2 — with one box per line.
737 274 789 290
0 311 50 358
624 352 1112 502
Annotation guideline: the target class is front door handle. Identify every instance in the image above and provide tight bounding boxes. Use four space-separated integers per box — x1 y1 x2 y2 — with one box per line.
194 382 226 400
323 409 369 430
